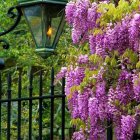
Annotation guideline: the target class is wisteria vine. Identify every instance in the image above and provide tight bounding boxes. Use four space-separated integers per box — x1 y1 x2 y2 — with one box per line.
57 0 140 139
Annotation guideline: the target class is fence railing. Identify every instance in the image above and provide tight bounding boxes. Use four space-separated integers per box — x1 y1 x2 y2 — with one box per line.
1 68 139 140
0 68 66 140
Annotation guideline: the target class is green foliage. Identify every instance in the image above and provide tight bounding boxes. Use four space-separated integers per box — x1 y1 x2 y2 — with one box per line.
70 118 86 130
0 0 72 139
136 61 140 69
97 0 139 28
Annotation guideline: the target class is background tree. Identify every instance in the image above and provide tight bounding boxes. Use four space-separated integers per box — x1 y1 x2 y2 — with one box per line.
0 0 72 139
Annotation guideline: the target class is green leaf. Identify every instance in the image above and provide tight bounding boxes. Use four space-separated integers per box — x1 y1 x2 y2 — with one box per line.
111 58 117 67
136 61 140 69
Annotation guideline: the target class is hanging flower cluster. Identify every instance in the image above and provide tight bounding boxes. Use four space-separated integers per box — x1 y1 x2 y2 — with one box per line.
57 0 140 139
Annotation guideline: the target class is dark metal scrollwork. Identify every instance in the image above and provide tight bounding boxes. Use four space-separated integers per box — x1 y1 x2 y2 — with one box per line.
0 6 22 37
0 39 9 49
0 6 22 69
0 39 9 69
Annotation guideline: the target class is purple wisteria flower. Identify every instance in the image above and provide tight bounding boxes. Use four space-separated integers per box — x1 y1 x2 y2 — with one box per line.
56 67 67 80
108 87 120 116
87 2 99 29
132 73 140 102
72 131 86 140
113 115 122 140
65 1 76 25
116 70 134 104
78 92 89 121
120 115 136 140
77 54 89 64
96 80 106 101
129 13 140 52
66 0 92 44
108 70 134 105
71 91 79 118
65 67 85 118
65 67 85 96
64 0 140 139
89 35 96 54
88 97 107 140
88 14 140 56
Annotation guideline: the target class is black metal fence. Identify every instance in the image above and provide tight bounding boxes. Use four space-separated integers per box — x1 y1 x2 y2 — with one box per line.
0 68 66 140
1 68 140 140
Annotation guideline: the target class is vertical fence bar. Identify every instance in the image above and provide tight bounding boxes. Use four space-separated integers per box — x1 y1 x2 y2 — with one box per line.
107 120 113 140
132 132 137 140
29 71 33 140
7 73 11 140
17 70 22 140
62 78 65 140
39 70 43 140
132 130 140 140
50 68 54 140
0 73 2 139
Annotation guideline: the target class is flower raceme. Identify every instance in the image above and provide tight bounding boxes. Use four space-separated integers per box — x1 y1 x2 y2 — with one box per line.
66 0 140 55
57 0 140 139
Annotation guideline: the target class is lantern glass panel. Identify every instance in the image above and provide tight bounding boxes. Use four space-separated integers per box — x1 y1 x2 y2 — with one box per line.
24 5 42 47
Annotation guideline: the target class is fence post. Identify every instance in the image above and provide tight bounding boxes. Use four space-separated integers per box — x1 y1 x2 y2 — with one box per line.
50 68 54 140
107 120 113 140
39 70 43 140
29 70 33 140
17 70 22 140
7 73 11 140
62 78 65 140
133 132 137 140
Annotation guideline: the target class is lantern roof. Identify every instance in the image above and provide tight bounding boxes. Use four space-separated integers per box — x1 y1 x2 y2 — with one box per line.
18 0 67 6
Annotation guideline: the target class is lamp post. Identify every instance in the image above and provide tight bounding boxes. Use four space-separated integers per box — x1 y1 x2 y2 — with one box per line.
0 0 67 68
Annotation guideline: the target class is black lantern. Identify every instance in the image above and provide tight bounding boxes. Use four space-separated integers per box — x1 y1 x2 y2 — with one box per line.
18 0 67 57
